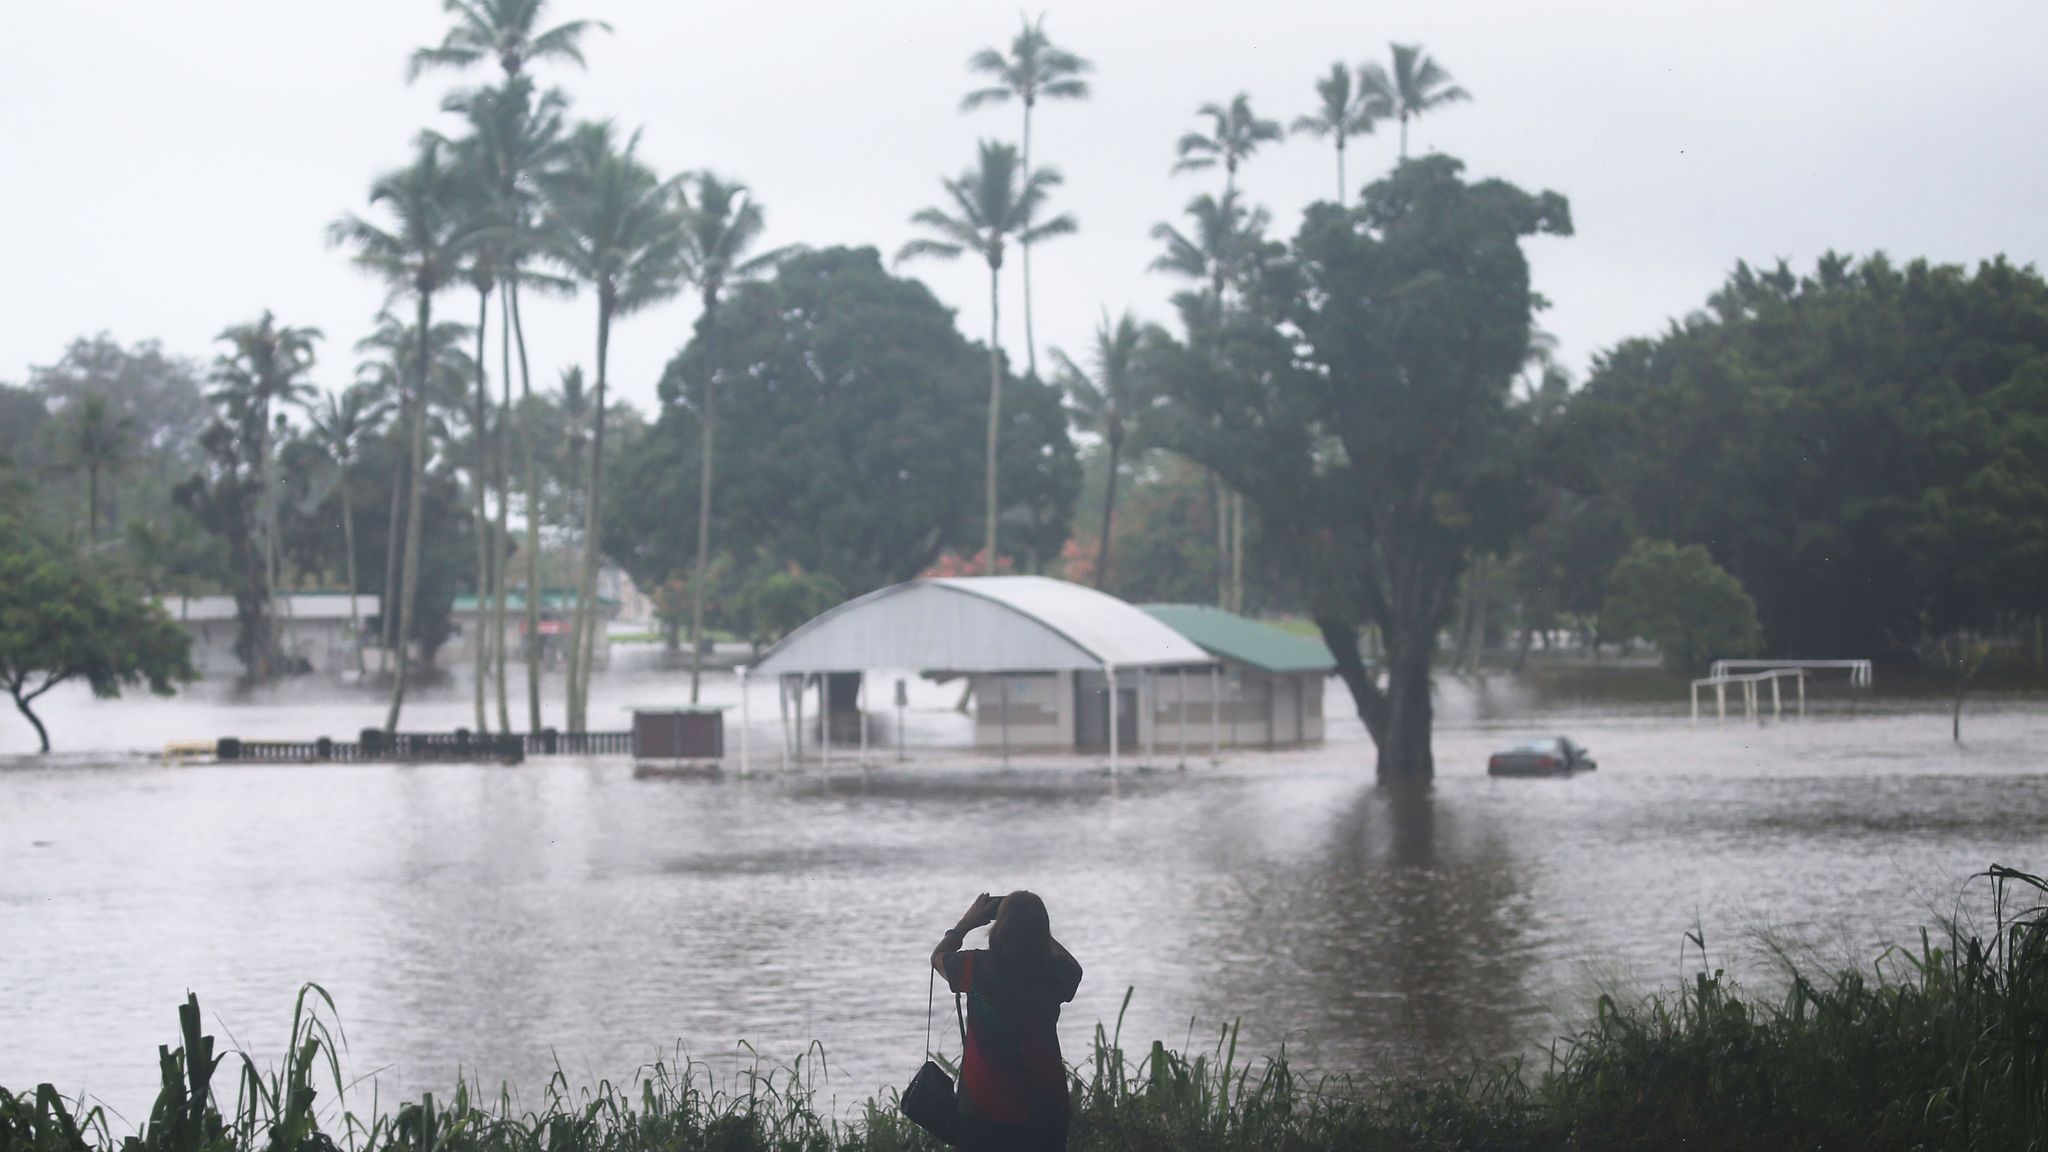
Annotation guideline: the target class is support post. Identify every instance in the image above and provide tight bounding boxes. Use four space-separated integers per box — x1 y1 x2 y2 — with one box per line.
896 679 907 762
1691 682 1699 726
1209 665 1221 762
794 675 805 762
999 676 1011 766
820 673 831 771
1177 667 1188 768
1771 673 1781 721
1798 670 1807 718
779 674 791 771
1107 665 1120 776
858 672 869 767
1716 681 1726 723
1144 670 1156 767
739 666 751 776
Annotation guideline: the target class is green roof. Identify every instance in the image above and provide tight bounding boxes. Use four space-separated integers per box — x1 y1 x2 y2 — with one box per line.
1139 604 1336 675
452 591 618 612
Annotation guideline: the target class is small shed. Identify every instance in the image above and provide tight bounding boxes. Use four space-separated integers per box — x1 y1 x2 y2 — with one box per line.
1140 604 1335 746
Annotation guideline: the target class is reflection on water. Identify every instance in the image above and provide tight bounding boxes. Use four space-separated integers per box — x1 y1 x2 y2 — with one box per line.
3 657 2045 1120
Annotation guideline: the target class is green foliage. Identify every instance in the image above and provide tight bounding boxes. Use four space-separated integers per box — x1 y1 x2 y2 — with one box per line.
0 517 193 751
605 247 1077 598
1600 538 1761 670
1565 253 2048 657
1150 154 1569 777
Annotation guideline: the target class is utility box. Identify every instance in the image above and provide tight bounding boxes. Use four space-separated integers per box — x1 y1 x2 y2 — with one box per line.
631 707 724 762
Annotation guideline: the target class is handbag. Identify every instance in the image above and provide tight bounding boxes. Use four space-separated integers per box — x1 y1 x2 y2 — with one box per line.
901 965 968 1145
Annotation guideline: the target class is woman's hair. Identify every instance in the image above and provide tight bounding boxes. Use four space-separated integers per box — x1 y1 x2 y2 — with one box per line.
988 890 1051 960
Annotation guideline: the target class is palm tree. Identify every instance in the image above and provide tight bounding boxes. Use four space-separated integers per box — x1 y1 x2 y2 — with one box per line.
1358 42 1471 160
61 394 134 545
1051 310 1142 591
434 74 573 734
408 0 609 81
1173 94 1282 199
329 137 474 732
540 122 685 731
1149 190 1269 320
302 383 392 675
676 172 793 703
897 140 1076 570
1292 62 1391 201
962 13 1091 380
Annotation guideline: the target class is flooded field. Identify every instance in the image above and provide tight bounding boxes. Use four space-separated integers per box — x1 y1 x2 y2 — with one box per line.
3 653 2044 1121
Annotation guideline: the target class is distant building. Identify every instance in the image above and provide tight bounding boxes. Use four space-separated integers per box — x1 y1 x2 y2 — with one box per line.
160 594 378 678
1138 604 1334 747
446 588 621 669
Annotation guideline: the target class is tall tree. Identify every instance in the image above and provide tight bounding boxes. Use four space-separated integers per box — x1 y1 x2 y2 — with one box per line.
675 172 793 703
1051 310 1144 590
59 394 134 546
302 384 392 675
1173 93 1282 199
329 137 475 732
408 0 609 81
961 12 1092 380
207 313 322 682
1292 62 1391 201
418 0 586 730
898 140 1077 570
1358 42 1471 160
1150 156 1570 779
541 122 685 731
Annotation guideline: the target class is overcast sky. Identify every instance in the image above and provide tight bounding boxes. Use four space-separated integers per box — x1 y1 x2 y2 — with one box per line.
3 1 2044 415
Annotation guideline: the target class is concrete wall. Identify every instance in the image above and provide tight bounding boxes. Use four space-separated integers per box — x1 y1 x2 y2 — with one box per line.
971 664 1329 752
971 671 1071 749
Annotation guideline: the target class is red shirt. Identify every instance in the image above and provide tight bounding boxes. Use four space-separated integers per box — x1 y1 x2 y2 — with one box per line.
943 948 1083 1125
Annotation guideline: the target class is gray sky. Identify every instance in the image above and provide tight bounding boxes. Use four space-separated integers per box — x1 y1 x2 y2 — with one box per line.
3 0 2044 415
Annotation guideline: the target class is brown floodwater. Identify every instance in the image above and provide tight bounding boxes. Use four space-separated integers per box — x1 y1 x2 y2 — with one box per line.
3 653 2044 1123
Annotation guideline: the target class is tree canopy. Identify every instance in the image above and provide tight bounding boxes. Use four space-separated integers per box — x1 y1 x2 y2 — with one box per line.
1600 538 1762 671
605 246 1077 613
1562 253 2048 657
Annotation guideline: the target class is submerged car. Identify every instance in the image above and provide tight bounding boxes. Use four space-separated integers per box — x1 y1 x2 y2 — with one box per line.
1488 736 1597 777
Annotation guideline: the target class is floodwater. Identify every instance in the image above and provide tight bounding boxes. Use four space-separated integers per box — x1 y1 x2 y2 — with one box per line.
3 652 2045 1124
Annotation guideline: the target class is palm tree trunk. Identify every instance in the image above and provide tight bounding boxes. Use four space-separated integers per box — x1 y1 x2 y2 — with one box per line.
688 291 718 704
984 263 1003 569
572 295 615 732
385 290 435 733
511 281 543 731
86 466 100 545
1094 433 1121 590
1211 470 1226 609
1399 112 1409 161
1019 102 1037 381
1336 139 1347 203
1230 491 1244 612
256 402 276 682
471 287 492 734
382 412 406 655
342 472 363 676
493 289 513 734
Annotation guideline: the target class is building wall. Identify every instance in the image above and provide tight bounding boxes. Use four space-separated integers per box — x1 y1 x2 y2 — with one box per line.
971 671 1070 749
183 618 365 678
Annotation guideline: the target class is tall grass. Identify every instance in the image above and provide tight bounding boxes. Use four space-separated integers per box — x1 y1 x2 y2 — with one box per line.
7 866 2044 1152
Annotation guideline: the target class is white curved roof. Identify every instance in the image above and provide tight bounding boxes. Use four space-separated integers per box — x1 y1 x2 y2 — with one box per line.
749 576 1214 674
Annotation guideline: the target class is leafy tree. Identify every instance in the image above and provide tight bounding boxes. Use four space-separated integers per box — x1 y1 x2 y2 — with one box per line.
1508 489 1633 658
22 336 210 541
57 394 134 545
407 0 609 80
731 563 843 652
1173 93 1282 197
1563 253 2048 656
1149 156 1570 779
1292 62 1390 201
1051 311 1144 589
1601 539 1761 671
437 75 573 733
540 121 685 731
0 515 193 752
606 246 1076 602
0 384 48 473
302 384 392 675
898 141 1077 569
188 314 321 682
330 137 477 730
1358 42 1471 160
676 172 793 702
962 12 1092 379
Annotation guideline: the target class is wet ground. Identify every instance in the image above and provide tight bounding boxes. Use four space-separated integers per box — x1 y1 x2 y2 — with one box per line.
3 653 2043 1121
